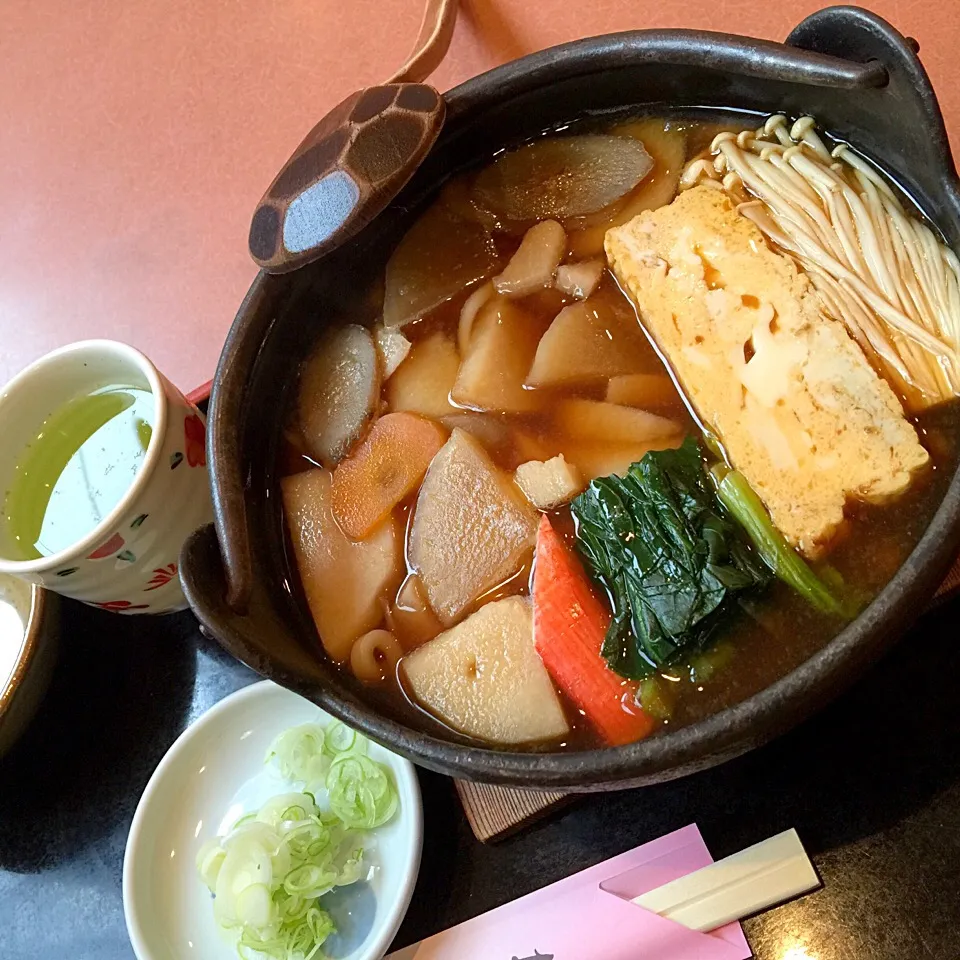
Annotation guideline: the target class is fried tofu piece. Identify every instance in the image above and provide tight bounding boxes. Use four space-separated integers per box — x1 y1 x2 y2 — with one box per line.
605 185 929 557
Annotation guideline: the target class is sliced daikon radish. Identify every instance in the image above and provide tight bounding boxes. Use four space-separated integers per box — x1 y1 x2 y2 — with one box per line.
515 455 584 509
298 324 380 467
473 135 653 220
373 323 411 379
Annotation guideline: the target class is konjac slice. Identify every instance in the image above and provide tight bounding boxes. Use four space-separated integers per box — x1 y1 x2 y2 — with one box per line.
386 333 460 418
281 468 403 661
383 201 500 327
402 596 569 744
298 324 380 466
458 281 495 355
493 220 567 297
331 412 448 540
451 298 545 413
533 515 654 746
409 429 539 624
472 135 653 221
525 292 655 388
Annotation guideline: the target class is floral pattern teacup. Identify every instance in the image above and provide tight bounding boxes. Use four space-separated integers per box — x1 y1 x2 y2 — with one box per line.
0 340 213 614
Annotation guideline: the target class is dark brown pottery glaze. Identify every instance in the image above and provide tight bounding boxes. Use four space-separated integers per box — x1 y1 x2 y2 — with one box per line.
182 6 960 790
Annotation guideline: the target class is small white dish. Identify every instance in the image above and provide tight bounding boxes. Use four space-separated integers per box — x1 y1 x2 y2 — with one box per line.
123 680 422 960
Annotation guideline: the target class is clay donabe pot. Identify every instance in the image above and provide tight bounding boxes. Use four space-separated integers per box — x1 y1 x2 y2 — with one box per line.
180 6 960 789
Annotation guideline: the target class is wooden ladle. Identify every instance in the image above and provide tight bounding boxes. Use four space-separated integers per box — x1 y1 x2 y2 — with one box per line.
248 0 459 274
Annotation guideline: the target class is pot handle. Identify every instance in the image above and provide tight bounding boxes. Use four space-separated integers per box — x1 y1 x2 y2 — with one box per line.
673 33 889 89
388 0 459 85
180 523 330 686
785 6 958 196
206 272 285 615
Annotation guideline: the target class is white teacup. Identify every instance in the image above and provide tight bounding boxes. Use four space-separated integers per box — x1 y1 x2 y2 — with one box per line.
0 340 213 614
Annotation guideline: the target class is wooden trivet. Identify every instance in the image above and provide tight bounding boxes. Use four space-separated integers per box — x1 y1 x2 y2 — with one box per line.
454 781 572 842
456 554 960 843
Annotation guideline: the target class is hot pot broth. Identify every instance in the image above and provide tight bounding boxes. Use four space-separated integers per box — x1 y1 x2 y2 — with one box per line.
279 114 960 751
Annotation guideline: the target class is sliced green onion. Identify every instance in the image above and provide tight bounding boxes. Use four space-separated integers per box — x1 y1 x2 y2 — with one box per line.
196 838 226 890
256 793 318 827
323 721 360 756
266 723 327 782
283 862 338 897
200 716 399 960
327 754 398 830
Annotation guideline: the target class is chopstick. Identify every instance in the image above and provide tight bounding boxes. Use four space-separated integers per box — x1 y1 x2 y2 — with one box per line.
632 828 820 932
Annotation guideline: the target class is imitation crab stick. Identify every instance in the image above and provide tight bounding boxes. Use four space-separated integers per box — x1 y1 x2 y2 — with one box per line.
532 514 655 746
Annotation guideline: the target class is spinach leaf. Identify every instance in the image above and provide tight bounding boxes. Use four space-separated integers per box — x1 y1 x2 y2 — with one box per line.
571 437 770 679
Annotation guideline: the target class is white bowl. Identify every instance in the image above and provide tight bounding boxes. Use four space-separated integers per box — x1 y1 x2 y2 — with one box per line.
123 680 422 960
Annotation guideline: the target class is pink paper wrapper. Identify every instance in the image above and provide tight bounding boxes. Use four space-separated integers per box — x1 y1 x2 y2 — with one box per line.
387 824 752 960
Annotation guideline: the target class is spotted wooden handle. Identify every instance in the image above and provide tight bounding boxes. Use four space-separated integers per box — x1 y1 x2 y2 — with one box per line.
390 0 459 84
249 83 445 273
249 0 458 274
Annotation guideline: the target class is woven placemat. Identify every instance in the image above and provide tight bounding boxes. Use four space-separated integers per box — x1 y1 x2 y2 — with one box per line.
456 554 960 842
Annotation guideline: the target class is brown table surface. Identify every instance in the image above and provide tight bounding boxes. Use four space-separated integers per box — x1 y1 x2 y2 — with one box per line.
1 0 959 392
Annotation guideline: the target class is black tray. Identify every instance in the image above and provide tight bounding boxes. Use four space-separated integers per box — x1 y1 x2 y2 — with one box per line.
0 593 958 959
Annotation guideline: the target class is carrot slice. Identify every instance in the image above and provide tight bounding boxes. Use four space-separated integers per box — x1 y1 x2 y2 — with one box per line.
331 412 448 539
533 514 655 746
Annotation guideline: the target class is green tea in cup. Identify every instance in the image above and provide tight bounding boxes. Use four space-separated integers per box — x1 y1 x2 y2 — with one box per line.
0 340 213 614
2 383 155 560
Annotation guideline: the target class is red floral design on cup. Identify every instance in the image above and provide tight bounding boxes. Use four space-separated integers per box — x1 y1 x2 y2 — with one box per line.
92 599 151 612
145 563 178 592
87 532 125 560
184 413 206 467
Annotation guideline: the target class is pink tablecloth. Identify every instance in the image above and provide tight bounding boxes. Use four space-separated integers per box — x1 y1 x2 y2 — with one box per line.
1 0 958 390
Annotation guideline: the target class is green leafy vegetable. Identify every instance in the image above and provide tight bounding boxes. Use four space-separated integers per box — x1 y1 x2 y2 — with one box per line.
197 718 399 960
637 674 677 721
710 465 849 618
571 437 770 679
687 639 737 683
